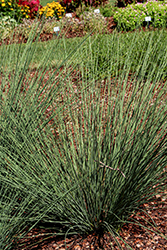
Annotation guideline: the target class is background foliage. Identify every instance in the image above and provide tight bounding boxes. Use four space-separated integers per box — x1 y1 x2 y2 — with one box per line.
114 0 167 30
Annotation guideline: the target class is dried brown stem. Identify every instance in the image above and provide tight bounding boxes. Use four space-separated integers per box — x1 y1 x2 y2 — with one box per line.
94 160 126 178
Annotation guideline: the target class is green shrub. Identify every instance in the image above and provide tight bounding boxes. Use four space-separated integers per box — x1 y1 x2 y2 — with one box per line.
100 3 118 17
114 0 167 30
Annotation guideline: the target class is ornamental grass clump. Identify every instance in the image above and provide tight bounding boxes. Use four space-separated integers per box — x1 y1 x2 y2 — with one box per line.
80 10 107 33
0 25 167 249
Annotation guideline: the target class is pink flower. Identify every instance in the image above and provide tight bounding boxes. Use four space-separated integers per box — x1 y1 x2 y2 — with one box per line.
18 0 40 12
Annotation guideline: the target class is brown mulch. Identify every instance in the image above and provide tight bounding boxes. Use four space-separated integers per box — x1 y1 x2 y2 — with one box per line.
13 196 167 250
0 16 116 46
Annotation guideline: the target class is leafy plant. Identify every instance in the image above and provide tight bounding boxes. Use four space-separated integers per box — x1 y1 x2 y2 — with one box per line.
108 0 118 6
75 1 91 17
0 24 167 249
100 2 118 17
0 16 18 39
114 0 167 31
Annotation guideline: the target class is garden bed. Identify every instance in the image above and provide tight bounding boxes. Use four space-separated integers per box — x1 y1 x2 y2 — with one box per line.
0 14 162 46
0 4 167 249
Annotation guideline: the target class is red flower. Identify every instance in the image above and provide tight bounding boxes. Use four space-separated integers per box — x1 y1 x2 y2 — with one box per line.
18 0 40 12
63 0 72 4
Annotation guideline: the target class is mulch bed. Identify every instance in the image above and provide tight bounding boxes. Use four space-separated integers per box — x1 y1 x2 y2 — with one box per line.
0 15 155 46
0 16 116 46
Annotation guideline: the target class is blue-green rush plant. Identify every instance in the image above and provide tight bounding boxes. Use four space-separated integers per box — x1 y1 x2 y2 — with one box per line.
0 23 167 249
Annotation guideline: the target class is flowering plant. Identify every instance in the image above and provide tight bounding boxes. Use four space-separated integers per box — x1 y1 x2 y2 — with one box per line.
17 0 41 18
114 0 167 30
39 1 66 20
0 0 30 21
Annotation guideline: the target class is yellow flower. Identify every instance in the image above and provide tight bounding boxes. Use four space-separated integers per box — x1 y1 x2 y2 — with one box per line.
23 12 26 14
26 15 29 18
1 0 5 2
41 1 65 19
10 7 13 10
8 2 11 5
1 3 5 6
